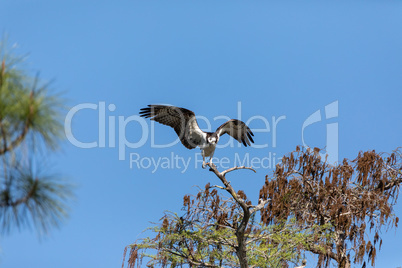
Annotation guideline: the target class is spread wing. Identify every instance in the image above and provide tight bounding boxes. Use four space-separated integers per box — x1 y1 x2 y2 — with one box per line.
139 105 205 149
216 119 254 147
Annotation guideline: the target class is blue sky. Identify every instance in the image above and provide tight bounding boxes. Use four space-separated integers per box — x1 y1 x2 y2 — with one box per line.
1 1 402 267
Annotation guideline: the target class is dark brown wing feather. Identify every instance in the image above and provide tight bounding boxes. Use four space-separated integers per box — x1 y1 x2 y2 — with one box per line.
139 105 203 149
216 119 254 147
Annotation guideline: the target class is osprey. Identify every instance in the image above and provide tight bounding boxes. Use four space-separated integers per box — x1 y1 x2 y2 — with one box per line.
140 105 254 168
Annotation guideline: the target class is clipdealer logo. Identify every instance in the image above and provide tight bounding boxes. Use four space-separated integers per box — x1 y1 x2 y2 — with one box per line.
302 101 339 164
64 101 339 172
128 152 280 174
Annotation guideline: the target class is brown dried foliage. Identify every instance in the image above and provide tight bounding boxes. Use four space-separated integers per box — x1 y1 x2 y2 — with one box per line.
183 183 248 232
259 147 402 267
124 185 246 267
124 147 401 268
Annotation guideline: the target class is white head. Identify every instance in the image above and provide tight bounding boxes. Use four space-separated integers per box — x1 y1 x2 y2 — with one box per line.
208 133 218 145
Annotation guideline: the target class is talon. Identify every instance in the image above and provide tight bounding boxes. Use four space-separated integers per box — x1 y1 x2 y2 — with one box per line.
202 163 206 169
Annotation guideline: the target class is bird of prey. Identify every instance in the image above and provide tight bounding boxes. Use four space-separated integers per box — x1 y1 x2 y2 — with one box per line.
139 105 254 168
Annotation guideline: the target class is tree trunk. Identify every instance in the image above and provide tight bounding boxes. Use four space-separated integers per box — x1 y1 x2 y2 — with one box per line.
338 257 351 268
236 212 250 268
336 230 350 268
208 164 254 268
236 232 248 268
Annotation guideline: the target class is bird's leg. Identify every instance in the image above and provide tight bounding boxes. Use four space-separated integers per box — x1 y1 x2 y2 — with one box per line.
202 153 207 169
209 152 216 168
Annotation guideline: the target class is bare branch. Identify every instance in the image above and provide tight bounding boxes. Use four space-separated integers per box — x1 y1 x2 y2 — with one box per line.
221 166 257 177
206 163 251 213
250 198 271 215
205 163 259 268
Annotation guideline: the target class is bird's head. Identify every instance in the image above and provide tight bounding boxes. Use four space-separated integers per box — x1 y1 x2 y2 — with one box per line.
208 133 218 145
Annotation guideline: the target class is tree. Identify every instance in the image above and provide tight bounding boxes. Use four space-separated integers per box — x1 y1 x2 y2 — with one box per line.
123 164 328 268
123 146 401 268
0 40 74 235
260 146 401 267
